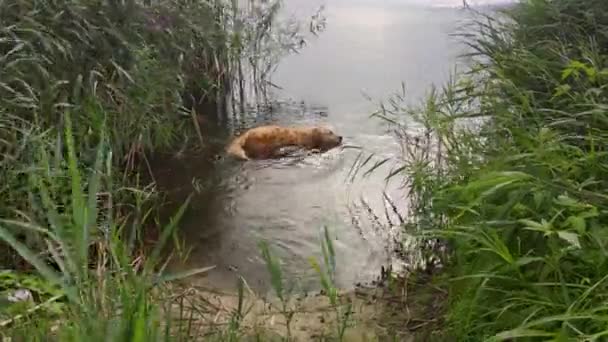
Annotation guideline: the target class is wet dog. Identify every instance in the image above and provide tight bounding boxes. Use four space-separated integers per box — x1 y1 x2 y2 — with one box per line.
226 125 343 160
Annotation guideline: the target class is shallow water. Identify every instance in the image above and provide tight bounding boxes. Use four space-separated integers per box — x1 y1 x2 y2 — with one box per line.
157 0 503 294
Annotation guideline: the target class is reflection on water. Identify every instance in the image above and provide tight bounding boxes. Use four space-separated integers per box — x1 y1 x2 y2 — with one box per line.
156 0 505 294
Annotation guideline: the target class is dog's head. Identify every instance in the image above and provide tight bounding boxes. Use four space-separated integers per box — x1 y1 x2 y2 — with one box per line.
310 126 343 151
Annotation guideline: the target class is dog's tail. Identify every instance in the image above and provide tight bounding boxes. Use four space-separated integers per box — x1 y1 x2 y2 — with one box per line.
226 138 249 160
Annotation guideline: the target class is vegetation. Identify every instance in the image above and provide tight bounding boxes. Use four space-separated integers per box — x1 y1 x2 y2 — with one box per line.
374 0 608 339
5 0 607 339
0 0 326 339
1 116 201 340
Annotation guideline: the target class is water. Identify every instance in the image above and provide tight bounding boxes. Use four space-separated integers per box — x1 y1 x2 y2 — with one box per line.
157 0 503 294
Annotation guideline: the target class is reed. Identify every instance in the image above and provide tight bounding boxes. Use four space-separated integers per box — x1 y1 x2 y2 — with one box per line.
363 0 608 339
0 0 326 339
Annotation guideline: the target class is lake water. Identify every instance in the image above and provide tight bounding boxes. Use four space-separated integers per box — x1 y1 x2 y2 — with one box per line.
158 0 505 294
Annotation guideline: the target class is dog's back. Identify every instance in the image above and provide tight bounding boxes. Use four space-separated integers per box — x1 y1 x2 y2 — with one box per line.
226 125 341 160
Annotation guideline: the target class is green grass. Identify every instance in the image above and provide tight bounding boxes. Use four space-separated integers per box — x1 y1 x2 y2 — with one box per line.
0 115 204 340
368 0 608 340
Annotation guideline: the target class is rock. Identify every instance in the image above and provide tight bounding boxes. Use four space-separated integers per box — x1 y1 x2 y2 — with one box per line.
7 289 33 303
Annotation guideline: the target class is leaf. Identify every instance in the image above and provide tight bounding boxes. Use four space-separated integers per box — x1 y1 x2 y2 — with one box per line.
64 112 83 211
321 226 336 279
584 65 597 80
81 131 106 275
385 165 407 181
562 60 587 80
64 111 86 271
519 219 552 234
145 194 192 272
0 219 59 240
363 157 391 178
554 194 583 208
557 231 581 249
552 84 571 99
579 207 599 219
568 273 608 314
0 225 66 298
565 216 586 234
465 171 531 196
110 60 134 83
493 328 555 340
561 68 574 81
308 257 335 305
154 266 216 285
514 257 544 267
259 241 284 301
532 191 545 209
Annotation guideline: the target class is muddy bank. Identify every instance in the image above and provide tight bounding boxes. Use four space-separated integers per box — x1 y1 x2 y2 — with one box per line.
164 273 447 341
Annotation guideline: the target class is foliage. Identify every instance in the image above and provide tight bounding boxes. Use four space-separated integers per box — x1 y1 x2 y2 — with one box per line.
370 0 608 340
0 116 213 340
0 0 327 338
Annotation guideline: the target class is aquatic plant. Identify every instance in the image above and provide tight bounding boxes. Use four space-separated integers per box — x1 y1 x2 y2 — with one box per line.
308 226 353 341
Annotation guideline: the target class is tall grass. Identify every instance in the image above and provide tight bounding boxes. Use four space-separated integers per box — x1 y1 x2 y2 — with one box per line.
0 0 205 278
0 0 326 338
0 115 217 340
368 0 608 340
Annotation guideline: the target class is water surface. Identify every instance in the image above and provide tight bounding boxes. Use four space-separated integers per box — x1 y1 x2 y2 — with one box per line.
159 0 500 294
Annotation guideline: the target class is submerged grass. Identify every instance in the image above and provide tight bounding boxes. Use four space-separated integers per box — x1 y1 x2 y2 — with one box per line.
366 0 608 340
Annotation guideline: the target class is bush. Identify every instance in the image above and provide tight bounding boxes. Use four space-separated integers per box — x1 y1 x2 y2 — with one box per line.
0 0 230 270
379 0 608 339
0 0 229 158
